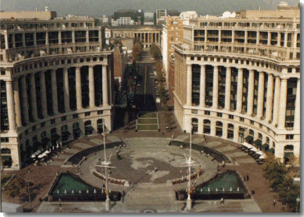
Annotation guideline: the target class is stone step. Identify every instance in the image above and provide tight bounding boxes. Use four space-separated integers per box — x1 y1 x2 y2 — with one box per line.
90 138 103 145
225 152 248 158
175 135 189 141
193 138 205 144
107 136 122 143
63 148 79 154
214 146 236 152
203 141 222 148
73 142 93 149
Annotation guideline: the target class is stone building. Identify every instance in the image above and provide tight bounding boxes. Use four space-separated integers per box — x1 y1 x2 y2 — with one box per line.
172 4 300 163
0 11 116 170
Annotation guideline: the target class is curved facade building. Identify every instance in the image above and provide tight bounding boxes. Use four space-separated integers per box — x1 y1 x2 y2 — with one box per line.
173 10 300 163
0 14 115 170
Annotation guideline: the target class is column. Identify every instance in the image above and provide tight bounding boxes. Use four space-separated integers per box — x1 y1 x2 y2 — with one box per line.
199 64 206 107
256 31 260 45
267 31 271 46
33 32 37 46
247 70 254 115
231 30 235 43
21 76 29 123
212 65 219 108
278 79 287 129
257 72 264 117
98 29 102 43
89 66 95 108
30 73 38 120
284 33 287 47
102 65 108 106
222 123 227 139
204 30 207 43
265 73 274 121
72 31 75 43
293 33 297 48
218 30 221 45
63 68 70 112
244 30 248 43
51 69 58 114
186 64 192 106
225 67 231 110
4 31 9 49
294 78 300 130
22 33 26 47
236 68 243 112
58 31 62 44
13 79 22 128
12 33 16 48
273 76 281 125
86 30 89 43
6 80 16 132
210 120 216 136
277 33 281 46
75 67 82 109
40 71 48 118
45 32 49 45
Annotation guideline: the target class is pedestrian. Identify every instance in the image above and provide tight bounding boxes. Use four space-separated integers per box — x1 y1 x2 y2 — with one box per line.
220 197 224 204
200 150 204 154
154 166 157 172
247 175 249 181
273 200 276 207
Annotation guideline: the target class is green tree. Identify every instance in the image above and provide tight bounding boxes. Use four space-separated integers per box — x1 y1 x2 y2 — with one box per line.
132 42 143 61
150 44 162 60
155 60 163 82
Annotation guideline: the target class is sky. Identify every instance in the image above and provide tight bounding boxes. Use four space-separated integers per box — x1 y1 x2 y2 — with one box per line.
0 0 300 17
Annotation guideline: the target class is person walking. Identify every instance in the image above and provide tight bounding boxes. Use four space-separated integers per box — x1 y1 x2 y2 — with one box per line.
273 200 276 207
220 197 224 204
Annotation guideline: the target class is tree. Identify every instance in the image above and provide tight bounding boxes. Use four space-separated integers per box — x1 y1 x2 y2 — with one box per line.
155 60 163 82
150 44 162 60
132 42 143 61
4 176 25 202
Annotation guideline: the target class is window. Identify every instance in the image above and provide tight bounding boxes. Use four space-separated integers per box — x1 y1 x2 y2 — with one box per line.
217 113 222 117
240 117 244 122
288 68 292 73
204 111 210 115
41 122 45 128
73 114 79 119
85 112 91 116
229 115 234 119
97 111 103 115
25 130 28 135
286 134 294 140
32 126 36 131
250 120 254 125
51 119 56 124
0 137 9 142
61 116 66 121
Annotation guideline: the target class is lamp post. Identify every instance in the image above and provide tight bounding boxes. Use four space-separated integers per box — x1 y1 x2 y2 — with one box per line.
27 169 32 210
296 197 300 213
186 125 193 211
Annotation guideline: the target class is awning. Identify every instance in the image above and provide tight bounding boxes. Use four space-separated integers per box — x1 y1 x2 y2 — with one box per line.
266 148 274 154
245 135 253 144
51 134 60 141
253 139 262 149
262 143 269 152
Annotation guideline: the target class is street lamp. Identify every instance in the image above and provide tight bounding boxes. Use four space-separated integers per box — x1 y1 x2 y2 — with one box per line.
27 169 32 210
296 197 300 213
186 125 193 211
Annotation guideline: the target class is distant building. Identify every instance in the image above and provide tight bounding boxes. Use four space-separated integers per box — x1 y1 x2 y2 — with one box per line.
0 6 56 20
156 9 180 24
179 11 198 19
144 12 154 25
111 17 135 26
113 9 144 25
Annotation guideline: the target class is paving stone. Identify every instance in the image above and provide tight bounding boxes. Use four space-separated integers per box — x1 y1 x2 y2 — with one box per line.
225 152 248 157
63 148 79 154
214 146 236 152
193 138 205 144
175 135 189 141
235 158 256 164
90 138 103 145
204 141 222 148
74 143 93 149
107 136 122 142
